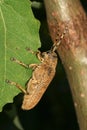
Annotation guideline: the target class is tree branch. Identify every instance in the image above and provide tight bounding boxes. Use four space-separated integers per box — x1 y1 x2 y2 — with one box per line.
44 0 87 129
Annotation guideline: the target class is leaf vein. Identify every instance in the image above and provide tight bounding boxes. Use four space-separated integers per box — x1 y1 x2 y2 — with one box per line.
0 7 7 86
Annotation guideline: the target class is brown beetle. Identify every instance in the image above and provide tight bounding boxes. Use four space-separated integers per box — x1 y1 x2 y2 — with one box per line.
22 50 58 110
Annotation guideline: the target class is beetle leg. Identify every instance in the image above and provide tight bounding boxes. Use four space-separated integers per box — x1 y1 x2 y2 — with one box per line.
6 79 27 94
10 57 29 68
29 64 38 70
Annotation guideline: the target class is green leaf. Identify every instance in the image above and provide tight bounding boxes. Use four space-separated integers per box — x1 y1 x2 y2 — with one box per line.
0 0 41 111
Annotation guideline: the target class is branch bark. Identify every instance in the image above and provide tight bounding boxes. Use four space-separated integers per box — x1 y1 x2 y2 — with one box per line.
44 0 87 130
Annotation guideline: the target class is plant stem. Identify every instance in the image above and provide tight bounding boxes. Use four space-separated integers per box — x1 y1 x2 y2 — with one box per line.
44 0 87 129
